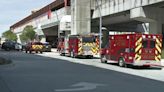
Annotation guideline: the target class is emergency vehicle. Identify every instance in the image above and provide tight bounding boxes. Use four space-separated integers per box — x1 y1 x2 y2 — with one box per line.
58 35 99 58
25 42 43 54
100 34 162 67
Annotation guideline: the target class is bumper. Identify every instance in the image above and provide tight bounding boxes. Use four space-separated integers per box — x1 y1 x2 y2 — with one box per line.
133 60 161 66
30 49 43 51
79 51 93 56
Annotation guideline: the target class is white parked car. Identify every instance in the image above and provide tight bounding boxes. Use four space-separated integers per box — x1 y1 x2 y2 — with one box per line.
15 43 22 51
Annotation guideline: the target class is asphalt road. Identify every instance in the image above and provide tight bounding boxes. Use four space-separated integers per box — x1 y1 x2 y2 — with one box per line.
0 51 164 92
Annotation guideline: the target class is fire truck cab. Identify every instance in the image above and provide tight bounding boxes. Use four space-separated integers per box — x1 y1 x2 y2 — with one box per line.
101 34 162 67
58 35 99 58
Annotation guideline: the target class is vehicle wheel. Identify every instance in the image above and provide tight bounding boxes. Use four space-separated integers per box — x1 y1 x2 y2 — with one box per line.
90 55 93 59
29 51 32 54
101 55 107 63
142 65 150 69
25 50 28 53
87 55 93 59
36 51 38 53
118 58 126 67
6 48 10 51
60 53 65 56
40 51 43 54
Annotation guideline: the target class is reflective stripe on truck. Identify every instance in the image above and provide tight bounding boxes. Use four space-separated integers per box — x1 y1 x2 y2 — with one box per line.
135 37 142 61
155 38 162 61
32 45 43 50
78 38 83 55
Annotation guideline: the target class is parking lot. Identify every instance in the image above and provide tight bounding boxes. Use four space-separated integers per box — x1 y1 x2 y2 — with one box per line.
37 49 164 82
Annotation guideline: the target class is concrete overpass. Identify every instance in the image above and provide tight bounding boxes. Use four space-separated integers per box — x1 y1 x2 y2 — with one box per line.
72 0 164 35
10 0 164 46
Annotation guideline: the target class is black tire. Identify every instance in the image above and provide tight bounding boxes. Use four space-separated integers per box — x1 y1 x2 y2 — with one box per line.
40 51 43 54
4 48 7 51
29 50 32 54
36 51 38 53
61 53 65 56
25 50 28 53
101 55 107 63
86 55 93 59
6 48 10 51
118 58 126 67
59 52 64 56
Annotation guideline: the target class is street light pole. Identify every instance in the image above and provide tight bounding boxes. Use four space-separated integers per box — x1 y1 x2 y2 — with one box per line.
96 0 102 53
54 10 60 38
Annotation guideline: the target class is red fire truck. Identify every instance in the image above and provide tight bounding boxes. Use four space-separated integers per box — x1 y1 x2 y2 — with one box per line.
58 35 99 58
100 33 162 67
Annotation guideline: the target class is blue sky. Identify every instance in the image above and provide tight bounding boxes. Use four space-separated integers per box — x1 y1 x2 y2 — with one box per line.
0 0 53 36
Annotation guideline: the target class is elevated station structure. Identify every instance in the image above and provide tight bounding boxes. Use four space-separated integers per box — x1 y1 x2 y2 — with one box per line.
10 0 71 46
10 0 164 46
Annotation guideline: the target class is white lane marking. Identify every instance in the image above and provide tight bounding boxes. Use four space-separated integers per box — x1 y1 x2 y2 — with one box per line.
55 82 105 92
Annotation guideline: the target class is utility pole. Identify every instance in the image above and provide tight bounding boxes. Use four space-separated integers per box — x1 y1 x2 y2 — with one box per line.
96 0 102 51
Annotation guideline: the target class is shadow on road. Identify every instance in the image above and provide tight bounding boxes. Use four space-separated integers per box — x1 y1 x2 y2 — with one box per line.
106 63 162 70
0 57 12 65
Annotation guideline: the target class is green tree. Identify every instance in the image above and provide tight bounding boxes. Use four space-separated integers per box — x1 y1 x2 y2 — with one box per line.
20 25 36 42
2 30 17 41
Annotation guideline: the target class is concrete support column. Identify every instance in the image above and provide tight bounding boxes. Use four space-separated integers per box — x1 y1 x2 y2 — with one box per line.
16 33 21 43
149 22 162 34
71 0 91 35
40 36 46 43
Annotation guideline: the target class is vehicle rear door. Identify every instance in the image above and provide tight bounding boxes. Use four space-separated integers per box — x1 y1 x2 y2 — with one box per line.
141 39 155 60
141 35 162 61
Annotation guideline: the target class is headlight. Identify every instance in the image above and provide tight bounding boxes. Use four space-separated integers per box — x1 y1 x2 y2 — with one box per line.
153 36 156 39
142 35 146 39
129 57 133 60
106 50 109 53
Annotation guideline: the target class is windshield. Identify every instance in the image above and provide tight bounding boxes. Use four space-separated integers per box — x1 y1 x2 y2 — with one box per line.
142 40 155 48
82 37 95 43
150 40 155 48
142 40 148 48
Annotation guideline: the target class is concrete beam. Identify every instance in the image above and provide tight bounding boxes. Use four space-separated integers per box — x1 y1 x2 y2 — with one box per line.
42 26 58 36
130 6 164 34
149 22 162 34
71 0 91 35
